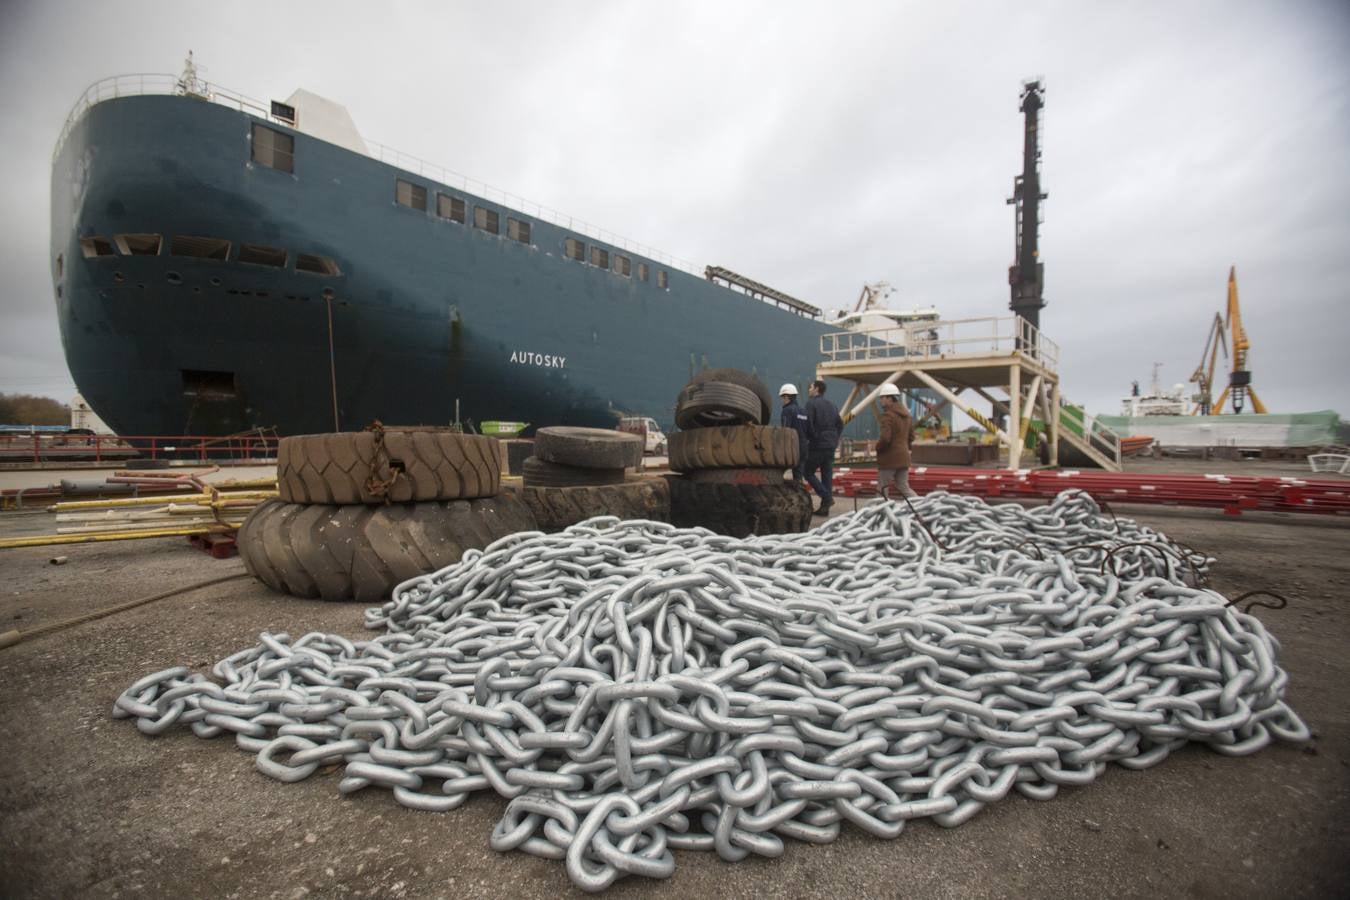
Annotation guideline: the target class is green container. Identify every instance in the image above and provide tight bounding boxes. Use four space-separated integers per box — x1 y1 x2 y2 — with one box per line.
480 421 529 437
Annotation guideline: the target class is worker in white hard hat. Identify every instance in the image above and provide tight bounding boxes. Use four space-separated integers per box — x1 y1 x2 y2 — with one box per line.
778 383 810 484
875 383 918 500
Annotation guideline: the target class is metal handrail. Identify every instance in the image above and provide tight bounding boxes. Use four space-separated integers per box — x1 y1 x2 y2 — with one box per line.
1059 402 1123 467
818 315 1061 370
0 431 279 465
52 73 699 278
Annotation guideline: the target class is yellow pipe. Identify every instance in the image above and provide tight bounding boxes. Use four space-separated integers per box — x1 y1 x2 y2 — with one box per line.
53 490 276 511
0 522 243 550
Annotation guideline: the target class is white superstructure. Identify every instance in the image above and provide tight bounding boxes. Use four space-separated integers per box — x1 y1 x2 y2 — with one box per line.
70 393 114 433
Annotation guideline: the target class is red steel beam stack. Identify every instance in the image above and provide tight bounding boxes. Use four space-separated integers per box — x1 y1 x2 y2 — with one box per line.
833 467 1350 517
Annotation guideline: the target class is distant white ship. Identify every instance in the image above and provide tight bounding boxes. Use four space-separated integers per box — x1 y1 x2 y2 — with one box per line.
1103 366 1338 451
1120 365 1188 417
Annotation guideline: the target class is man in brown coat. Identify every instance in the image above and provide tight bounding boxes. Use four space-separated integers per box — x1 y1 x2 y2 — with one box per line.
875 383 917 499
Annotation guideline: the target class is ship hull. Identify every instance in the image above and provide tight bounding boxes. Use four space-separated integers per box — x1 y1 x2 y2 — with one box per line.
1100 411 1340 450
51 94 846 438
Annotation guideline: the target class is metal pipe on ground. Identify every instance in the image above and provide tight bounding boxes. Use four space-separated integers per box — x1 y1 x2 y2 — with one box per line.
0 522 244 550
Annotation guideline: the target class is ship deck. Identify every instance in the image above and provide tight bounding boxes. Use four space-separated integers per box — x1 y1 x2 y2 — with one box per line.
0 457 1346 897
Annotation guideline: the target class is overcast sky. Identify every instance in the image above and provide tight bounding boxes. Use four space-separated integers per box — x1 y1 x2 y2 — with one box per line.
1 0 1347 423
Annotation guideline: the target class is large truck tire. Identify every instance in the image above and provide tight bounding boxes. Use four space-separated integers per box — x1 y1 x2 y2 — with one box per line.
687 368 773 426
668 425 799 472
674 382 762 430
522 457 626 488
278 431 501 505
533 426 644 470
238 495 537 603
516 477 671 532
685 467 790 485
667 478 813 538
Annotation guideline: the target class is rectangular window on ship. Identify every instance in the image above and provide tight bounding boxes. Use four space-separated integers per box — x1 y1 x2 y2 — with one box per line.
396 179 427 211
590 246 609 269
437 193 466 223
614 254 631 277
638 262 649 282
507 217 530 244
565 238 585 261
296 254 341 276
474 207 500 234
171 236 231 260
114 234 162 256
251 124 294 173
657 270 669 289
239 244 287 267
81 237 116 258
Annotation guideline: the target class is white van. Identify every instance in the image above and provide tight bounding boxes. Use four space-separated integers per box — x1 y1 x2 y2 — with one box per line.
617 417 667 455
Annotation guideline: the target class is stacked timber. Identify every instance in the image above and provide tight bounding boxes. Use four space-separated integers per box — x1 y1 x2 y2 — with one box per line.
52 491 272 536
50 487 276 539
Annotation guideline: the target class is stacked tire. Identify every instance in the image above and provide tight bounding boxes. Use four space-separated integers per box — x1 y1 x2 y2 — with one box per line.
519 427 670 531
239 430 536 603
668 369 812 537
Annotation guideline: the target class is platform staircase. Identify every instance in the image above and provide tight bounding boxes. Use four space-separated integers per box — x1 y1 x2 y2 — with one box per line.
1056 403 1122 471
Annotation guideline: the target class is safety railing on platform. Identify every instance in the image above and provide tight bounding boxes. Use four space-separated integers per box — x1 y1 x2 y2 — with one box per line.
0 433 279 466
819 315 1060 370
53 73 699 279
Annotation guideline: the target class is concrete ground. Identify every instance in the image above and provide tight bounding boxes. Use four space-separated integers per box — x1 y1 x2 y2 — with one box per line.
0 475 1347 897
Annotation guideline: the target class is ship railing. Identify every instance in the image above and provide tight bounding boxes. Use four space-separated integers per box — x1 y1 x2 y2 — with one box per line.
819 315 1061 370
363 139 699 277
54 74 701 279
53 73 289 165
0 432 279 466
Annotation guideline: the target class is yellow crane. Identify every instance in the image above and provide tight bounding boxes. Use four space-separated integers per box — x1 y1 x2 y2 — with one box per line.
1204 266 1266 415
1189 313 1226 415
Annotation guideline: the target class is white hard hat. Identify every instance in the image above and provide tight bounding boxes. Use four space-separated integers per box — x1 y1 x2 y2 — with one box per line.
778 383 798 396
878 383 902 398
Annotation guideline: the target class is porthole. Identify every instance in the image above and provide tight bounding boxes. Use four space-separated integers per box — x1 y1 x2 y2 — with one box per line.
114 271 125 283
166 271 183 285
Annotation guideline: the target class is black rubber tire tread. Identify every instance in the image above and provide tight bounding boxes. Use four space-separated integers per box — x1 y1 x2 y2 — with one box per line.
237 495 537 602
687 368 773 426
277 431 502 504
516 478 671 532
534 426 644 470
685 467 789 485
522 457 626 488
674 382 762 430
666 478 813 538
668 425 799 472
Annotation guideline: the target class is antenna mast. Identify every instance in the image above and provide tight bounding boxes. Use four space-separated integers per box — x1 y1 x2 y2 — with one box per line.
1007 80 1048 335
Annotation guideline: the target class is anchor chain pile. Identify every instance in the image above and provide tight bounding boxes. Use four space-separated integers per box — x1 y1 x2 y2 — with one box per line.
114 491 1309 890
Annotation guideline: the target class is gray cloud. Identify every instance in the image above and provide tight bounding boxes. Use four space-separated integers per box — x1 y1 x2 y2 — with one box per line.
1 0 1347 423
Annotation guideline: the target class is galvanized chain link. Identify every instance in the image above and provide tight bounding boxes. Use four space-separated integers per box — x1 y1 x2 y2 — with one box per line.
113 491 1309 891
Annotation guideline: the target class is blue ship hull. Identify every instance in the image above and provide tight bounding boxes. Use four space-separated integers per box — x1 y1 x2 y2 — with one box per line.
50 93 850 438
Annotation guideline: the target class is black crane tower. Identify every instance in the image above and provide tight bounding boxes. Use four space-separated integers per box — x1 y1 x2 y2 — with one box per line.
1007 80 1047 336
